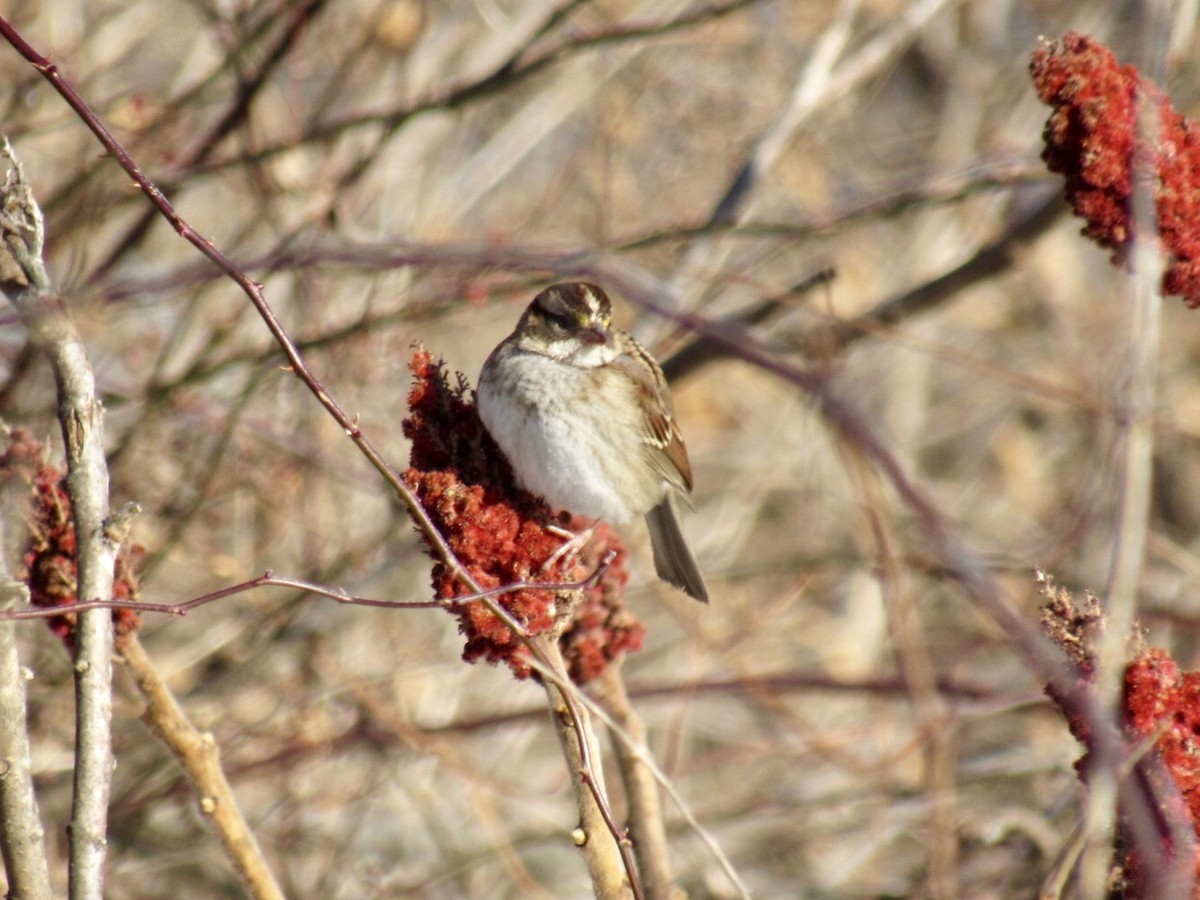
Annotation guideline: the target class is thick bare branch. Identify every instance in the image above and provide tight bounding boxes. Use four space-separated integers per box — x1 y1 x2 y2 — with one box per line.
538 638 634 900
0 137 117 900
594 665 679 900
117 635 284 900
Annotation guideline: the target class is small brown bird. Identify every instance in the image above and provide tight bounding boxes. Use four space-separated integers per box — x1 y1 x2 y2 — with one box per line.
476 282 708 602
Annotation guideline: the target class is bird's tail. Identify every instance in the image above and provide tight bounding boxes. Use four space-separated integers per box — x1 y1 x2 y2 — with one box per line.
646 499 709 603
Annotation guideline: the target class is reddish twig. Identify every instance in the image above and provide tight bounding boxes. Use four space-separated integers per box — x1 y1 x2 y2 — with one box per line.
0 557 616 621
0 15 471 594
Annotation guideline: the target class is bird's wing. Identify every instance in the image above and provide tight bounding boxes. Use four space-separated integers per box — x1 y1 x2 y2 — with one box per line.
612 341 693 494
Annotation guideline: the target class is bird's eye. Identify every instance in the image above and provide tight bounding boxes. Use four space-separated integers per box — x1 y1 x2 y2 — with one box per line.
543 312 571 333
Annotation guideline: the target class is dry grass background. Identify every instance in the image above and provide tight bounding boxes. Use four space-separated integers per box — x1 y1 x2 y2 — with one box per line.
2 0 1200 896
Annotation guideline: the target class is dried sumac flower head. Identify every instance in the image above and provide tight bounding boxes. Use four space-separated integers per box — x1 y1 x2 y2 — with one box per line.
1038 573 1105 748
1119 649 1200 892
1039 574 1200 893
402 349 642 682
1031 32 1200 305
559 526 642 685
0 427 142 651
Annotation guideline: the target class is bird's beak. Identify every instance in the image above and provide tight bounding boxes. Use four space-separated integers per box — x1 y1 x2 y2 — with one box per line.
580 324 608 345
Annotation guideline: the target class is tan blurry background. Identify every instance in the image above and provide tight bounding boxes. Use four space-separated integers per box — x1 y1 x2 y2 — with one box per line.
3 0 1200 896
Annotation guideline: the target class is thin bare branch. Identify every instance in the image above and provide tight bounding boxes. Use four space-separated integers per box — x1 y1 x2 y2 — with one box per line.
1081 14 1171 894
792 190 1064 359
0 575 53 900
669 0 966 305
0 554 617 621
